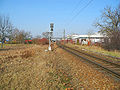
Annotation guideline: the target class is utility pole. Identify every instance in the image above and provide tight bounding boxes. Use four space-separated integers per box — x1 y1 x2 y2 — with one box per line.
48 23 54 51
64 29 65 44
48 31 51 51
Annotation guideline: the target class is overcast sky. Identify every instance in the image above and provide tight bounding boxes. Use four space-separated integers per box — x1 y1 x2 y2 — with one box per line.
0 0 119 37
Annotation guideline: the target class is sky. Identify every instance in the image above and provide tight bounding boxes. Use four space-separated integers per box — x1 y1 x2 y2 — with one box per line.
0 0 119 37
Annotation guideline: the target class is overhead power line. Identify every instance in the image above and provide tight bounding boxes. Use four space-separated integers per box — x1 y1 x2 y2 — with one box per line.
69 0 94 25
71 0 83 14
64 0 94 30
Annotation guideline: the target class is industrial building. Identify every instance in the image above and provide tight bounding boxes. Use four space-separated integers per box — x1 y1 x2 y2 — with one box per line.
67 33 104 45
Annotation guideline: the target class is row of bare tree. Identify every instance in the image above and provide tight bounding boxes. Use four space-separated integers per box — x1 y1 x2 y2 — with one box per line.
10 28 32 44
0 15 32 47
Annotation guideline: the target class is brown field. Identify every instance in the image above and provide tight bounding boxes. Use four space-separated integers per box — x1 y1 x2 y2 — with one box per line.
0 44 120 89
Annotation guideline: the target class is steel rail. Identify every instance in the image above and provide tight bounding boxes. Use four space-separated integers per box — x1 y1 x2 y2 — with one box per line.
57 43 120 78
63 44 120 68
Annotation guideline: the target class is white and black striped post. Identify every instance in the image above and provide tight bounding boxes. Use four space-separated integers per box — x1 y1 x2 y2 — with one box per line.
48 23 54 51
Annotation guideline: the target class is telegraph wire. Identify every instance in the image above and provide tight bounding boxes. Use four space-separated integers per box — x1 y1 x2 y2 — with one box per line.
71 0 83 14
71 0 94 22
66 0 94 27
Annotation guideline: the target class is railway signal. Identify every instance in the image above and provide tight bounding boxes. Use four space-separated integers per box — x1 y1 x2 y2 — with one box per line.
48 23 54 51
50 23 54 31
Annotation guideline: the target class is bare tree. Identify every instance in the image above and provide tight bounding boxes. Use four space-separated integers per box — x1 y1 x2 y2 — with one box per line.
95 6 120 34
42 32 49 39
0 15 13 48
18 30 32 43
95 6 120 50
11 28 20 40
87 29 94 39
10 28 32 44
35 35 41 39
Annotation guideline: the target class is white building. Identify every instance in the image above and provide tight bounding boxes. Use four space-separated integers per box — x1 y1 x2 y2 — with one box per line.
67 33 104 44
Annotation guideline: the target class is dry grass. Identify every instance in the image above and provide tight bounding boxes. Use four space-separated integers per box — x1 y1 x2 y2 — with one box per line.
66 43 120 58
0 44 71 89
0 44 120 89
0 44 44 89
20 49 35 58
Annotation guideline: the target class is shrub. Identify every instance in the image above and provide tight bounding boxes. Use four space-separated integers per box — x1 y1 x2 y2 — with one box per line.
32 38 49 45
25 40 32 44
102 31 120 50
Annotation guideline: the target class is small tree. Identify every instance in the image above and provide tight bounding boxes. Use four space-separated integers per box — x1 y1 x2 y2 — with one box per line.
35 35 41 39
0 15 13 48
95 6 120 50
11 28 32 44
42 32 49 39
17 30 32 43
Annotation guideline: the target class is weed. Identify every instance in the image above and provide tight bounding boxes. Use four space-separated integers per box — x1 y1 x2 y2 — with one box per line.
21 49 35 58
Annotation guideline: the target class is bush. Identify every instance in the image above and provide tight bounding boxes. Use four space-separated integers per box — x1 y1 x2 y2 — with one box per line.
32 38 49 45
25 40 32 44
102 31 120 50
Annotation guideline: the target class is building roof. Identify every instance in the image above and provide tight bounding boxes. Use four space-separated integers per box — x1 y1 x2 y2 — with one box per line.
67 33 104 39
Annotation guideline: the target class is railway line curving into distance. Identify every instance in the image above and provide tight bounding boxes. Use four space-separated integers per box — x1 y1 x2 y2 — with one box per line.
56 42 120 79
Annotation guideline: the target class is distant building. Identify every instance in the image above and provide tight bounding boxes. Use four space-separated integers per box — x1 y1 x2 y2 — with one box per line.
67 33 105 44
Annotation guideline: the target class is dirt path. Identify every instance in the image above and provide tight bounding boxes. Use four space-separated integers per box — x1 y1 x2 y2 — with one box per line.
0 44 120 90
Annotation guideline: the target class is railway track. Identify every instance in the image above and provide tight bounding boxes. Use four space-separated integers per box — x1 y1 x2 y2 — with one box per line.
57 43 120 79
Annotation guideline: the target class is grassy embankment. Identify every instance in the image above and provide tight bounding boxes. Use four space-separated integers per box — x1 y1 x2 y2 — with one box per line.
66 43 120 58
